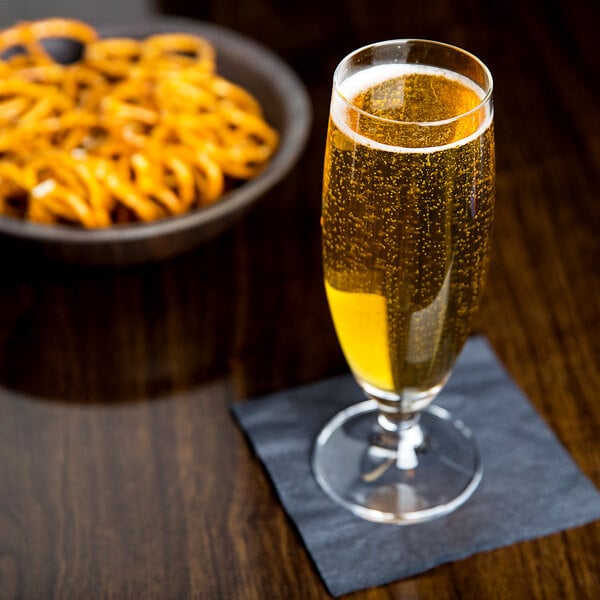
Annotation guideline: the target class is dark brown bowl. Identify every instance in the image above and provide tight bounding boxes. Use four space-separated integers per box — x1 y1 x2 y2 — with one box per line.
0 17 312 265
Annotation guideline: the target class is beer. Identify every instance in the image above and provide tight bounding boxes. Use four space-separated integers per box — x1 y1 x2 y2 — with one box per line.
323 64 495 408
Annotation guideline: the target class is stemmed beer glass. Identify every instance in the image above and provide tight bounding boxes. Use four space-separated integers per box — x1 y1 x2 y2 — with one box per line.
313 40 495 524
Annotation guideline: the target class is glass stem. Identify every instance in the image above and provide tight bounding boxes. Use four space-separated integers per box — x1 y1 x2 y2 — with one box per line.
373 400 426 470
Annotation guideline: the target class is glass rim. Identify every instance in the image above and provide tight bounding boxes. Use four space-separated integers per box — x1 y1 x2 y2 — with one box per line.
333 38 494 128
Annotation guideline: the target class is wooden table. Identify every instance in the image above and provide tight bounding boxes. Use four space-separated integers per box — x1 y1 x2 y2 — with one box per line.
1 0 598 597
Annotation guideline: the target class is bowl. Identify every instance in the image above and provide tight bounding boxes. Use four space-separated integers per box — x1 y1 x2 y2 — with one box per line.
0 17 312 265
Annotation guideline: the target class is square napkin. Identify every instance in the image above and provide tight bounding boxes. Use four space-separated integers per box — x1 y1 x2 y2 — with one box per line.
232 336 600 597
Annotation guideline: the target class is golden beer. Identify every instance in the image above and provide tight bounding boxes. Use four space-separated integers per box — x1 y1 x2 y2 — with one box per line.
322 64 495 407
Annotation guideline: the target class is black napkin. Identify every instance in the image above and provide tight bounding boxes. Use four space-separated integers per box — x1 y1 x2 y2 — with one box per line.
232 336 600 597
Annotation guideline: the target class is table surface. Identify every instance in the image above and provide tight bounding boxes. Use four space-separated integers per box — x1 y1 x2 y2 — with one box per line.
1 0 599 598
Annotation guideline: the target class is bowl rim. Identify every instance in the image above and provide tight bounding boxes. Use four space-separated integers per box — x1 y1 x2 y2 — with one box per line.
0 16 312 245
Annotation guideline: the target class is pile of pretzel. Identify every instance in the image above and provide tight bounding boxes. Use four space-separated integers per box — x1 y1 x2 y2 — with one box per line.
0 19 278 227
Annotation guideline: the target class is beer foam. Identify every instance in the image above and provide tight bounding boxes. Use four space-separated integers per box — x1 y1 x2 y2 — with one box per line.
332 63 493 153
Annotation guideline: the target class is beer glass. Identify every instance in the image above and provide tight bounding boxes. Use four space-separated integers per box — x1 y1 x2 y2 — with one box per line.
313 40 495 524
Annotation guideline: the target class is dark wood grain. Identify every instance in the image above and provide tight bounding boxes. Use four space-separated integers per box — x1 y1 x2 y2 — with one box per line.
1 0 599 598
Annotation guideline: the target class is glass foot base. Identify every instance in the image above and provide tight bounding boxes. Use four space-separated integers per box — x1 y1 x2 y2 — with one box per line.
312 400 482 524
